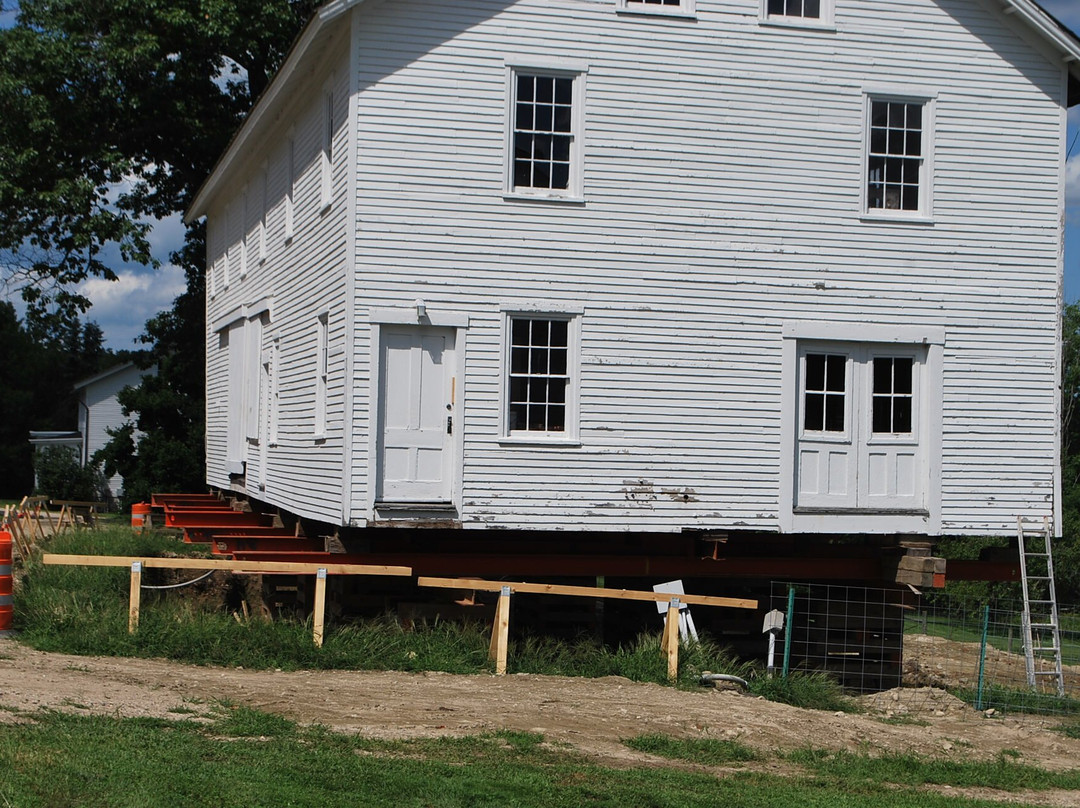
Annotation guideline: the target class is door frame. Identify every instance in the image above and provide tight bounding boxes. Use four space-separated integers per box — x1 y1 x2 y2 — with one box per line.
779 321 944 534
365 309 469 516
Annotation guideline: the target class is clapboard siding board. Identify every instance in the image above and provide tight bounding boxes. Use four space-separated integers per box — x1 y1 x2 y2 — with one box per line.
194 0 1071 535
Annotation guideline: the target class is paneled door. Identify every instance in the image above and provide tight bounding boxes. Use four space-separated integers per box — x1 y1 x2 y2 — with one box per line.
377 327 456 502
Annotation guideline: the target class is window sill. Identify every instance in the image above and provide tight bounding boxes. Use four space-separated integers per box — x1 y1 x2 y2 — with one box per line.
616 7 697 21
759 18 836 32
860 213 935 226
504 192 586 206
498 436 582 448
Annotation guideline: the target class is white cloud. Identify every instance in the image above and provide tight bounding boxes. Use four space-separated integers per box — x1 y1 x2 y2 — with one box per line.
80 264 187 350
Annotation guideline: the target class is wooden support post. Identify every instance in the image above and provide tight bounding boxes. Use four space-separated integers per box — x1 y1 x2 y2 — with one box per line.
312 568 327 648
663 597 680 682
488 585 511 675
128 561 142 633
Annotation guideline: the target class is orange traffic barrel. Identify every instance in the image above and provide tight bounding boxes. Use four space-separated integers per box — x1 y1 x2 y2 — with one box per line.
0 530 12 636
131 502 152 529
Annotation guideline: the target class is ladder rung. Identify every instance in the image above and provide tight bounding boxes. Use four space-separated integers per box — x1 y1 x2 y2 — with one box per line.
1025 553 1049 558
1033 670 1063 676
1030 622 1058 629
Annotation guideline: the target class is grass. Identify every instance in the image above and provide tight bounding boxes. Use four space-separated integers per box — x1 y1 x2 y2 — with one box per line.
953 682 1080 716
788 747 1080 791
0 709 1073 808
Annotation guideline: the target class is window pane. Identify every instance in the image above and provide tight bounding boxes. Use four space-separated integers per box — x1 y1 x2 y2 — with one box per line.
509 403 526 431
549 347 568 375
872 396 892 433
531 347 549 374
534 133 552 160
537 77 554 103
873 358 893 394
871 101 888 127
906 104 922 128
805 354 825 391
804 0 820 16
906 129 921 157
529 377 549 404
554 106 572 133
510 377 529 402
893 397 912 433
901 184 919 210
549 379 566 404
511 346 529 374
511 318 530 344
893 358 913 394
517 75 533 102
531 319 549 345
824 394 845 432
825 355 845 392
550 320 568 346
554 77 572 105
804 392 824 431
533 162 550 188
528 404 547 431
547 404 566 431
536 104 554 132
515 103 533 131
551 162 570 190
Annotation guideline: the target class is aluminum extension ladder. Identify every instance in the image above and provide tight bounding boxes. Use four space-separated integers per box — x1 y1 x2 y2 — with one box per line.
1017 516 1065 697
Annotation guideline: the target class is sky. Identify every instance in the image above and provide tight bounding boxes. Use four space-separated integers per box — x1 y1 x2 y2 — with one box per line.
1 1 1080 351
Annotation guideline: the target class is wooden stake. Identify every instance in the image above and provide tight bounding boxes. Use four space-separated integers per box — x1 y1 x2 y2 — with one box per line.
664 598 680 682
312 568 327 647
128 561 142 633
488 585 511 675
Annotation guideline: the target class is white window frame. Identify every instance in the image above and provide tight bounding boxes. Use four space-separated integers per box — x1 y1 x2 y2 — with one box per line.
321 84 334 212
314 312 329 439
760 0 834 27
499 309 581 445
617 0 696 18
284 133 296 243
239 184 249 280
861 92 935 221
504 61 587 203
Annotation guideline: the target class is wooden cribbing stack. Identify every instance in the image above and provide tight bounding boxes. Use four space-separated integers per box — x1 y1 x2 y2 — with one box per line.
418 576 758 679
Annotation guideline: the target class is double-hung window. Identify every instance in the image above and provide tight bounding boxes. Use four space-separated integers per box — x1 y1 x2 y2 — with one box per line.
618 0 695 15
763 0 832 24
505 315 579 439
865 97 930 216
507 67 584 199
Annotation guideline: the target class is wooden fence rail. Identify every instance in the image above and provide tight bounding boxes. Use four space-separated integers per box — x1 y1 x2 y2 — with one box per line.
418 576 758 678
42 554 412 647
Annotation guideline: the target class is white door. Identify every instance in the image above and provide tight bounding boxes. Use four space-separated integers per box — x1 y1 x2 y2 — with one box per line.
377 327 456 502
795 344 925 512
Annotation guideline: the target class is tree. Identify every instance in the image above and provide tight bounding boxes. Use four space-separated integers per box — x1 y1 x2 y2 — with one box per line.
1 0 319 498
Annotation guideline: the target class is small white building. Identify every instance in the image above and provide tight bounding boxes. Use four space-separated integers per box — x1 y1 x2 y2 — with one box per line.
188 0 1080 539
30 362 155 500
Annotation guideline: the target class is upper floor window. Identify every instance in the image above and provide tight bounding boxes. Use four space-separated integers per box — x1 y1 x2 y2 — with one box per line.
866 98 929 215
767 0 820 18
507 68 584 199
618 0 695 14
321 89 334 211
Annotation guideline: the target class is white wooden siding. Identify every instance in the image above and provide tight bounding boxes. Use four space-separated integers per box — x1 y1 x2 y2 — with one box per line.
78 364 155 497
203 0 1066 535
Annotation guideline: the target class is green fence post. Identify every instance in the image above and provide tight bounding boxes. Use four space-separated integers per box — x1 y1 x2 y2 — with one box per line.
782 586 795 678
976 604 991 712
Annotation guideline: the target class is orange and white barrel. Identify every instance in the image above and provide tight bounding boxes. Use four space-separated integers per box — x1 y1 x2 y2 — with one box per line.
131 503 152 530
0 531 12 636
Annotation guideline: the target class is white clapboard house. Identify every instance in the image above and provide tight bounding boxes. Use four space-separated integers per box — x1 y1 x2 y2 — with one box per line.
187 0 1080 540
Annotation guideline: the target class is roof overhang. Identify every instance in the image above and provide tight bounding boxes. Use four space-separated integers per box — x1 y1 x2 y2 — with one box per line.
185 0 366 222
1008 0 1080 105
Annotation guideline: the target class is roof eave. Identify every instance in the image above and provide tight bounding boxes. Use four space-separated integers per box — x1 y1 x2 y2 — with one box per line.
1006 0 1080 104
185 0 363 222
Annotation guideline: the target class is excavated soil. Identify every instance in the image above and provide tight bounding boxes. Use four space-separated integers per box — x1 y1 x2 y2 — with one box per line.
2 638 1080 805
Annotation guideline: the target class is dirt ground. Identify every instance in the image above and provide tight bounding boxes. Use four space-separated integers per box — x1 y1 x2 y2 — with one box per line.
2 639 1080 805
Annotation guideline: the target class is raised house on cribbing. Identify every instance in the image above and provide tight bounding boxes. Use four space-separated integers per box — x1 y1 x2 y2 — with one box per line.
186 0 1080 553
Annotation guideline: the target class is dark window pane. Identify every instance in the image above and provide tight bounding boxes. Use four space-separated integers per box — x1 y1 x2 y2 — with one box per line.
529 377 549 404
551 162 569 190
903 158 920 183
870 129 886 154
517 75 533 102
901 184 919 210
533 133 552 160
549 347 568 375
528 404 547 431
552 135 570 162
511 319 529 344
554 77 572 105
825 355 845 392
886 158 902 183
768 0 784 13
906 104 922 129
510 377 529 402
554 105 572 133
511 346 529 375
906 129 921 157
873 397 892 433
805 354 825 391
804 392 824 431
514 133 532 160
873 358 892 394
515 103 533 131
549 379 566 404
550 320 568 346
531 347 549 375
513 160 530 188
547 404 565 431
888 102 904 127
804 0 819 16
867 183 883 209
871 102 888 127
509 403 525 431
533 162 550 188
824 395 845 432
535 104 554 132
888 128 904 155
531 319 549 345
893 398 912 433
537 78 553 103
893 358 913 394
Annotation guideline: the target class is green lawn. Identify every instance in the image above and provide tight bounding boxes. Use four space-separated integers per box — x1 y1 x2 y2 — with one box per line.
0 708 1073 808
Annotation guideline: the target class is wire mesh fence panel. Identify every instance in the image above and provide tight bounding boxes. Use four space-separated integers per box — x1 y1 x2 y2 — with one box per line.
771 580 1080 720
